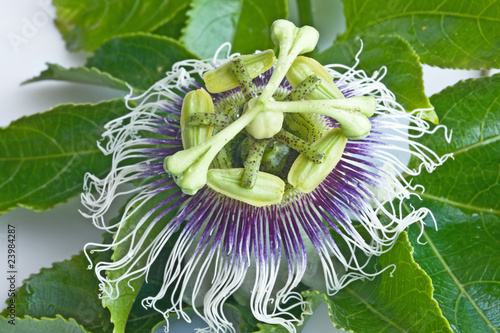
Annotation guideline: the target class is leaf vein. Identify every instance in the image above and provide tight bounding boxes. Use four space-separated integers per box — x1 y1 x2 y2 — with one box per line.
417 191 500 214
345 287 407 332
423 230 498 332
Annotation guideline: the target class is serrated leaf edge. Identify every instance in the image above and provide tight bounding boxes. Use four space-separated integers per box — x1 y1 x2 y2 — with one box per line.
1 252 106 332
88 31 199 60
54 0 192 52
22 63 130 91
0 99 128 214
179 0 202 46
1 98 126 131
2 314 91 332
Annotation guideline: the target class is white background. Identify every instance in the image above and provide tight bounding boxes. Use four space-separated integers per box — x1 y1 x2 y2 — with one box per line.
0 0 488 332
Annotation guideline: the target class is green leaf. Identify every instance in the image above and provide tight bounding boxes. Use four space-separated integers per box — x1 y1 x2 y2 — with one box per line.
340 0 500 69
2 251 112 332
224 303 260 333
152 4 191 40
254 314 312 333
23 63 129 91
86 33 199 91
407 74 500 332
54 0 186 51
181 0 287 58
122 249 171 333
304 232 451 333
101 189 182 333
314 35 437 123
26 34 197 92
0 99 129 213
98 214 140 333
0 315 89 333
255 323 290 332
251 287 323 333
410 74 500 210
148 303 261 333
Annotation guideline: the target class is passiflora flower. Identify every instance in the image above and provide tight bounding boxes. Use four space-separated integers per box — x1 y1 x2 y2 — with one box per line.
81 20 451 332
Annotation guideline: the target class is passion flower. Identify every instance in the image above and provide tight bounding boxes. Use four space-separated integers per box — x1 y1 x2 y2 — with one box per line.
81 19 451 332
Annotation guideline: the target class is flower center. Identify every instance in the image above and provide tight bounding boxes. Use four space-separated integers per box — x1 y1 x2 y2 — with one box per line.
163 20 377 206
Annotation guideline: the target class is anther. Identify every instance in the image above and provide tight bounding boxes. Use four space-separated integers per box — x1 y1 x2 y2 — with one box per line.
207 168 285 207
204 50 276 94
180 89 215 149
287 56 345 100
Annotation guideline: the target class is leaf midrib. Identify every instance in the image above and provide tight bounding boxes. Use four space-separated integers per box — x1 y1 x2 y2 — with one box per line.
452 134 500 157
1 155 80 207
416 192 500 215
345 287 407 332
422 229 499 333
0 149 100 161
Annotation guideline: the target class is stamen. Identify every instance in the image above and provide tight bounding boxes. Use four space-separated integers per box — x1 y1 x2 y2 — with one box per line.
230 58 257 100
283 113 328 144
287 56 345 100
204 50 276 93
207 168 285 207
275 129 324 163
181 89 215 149
242 138 269 189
